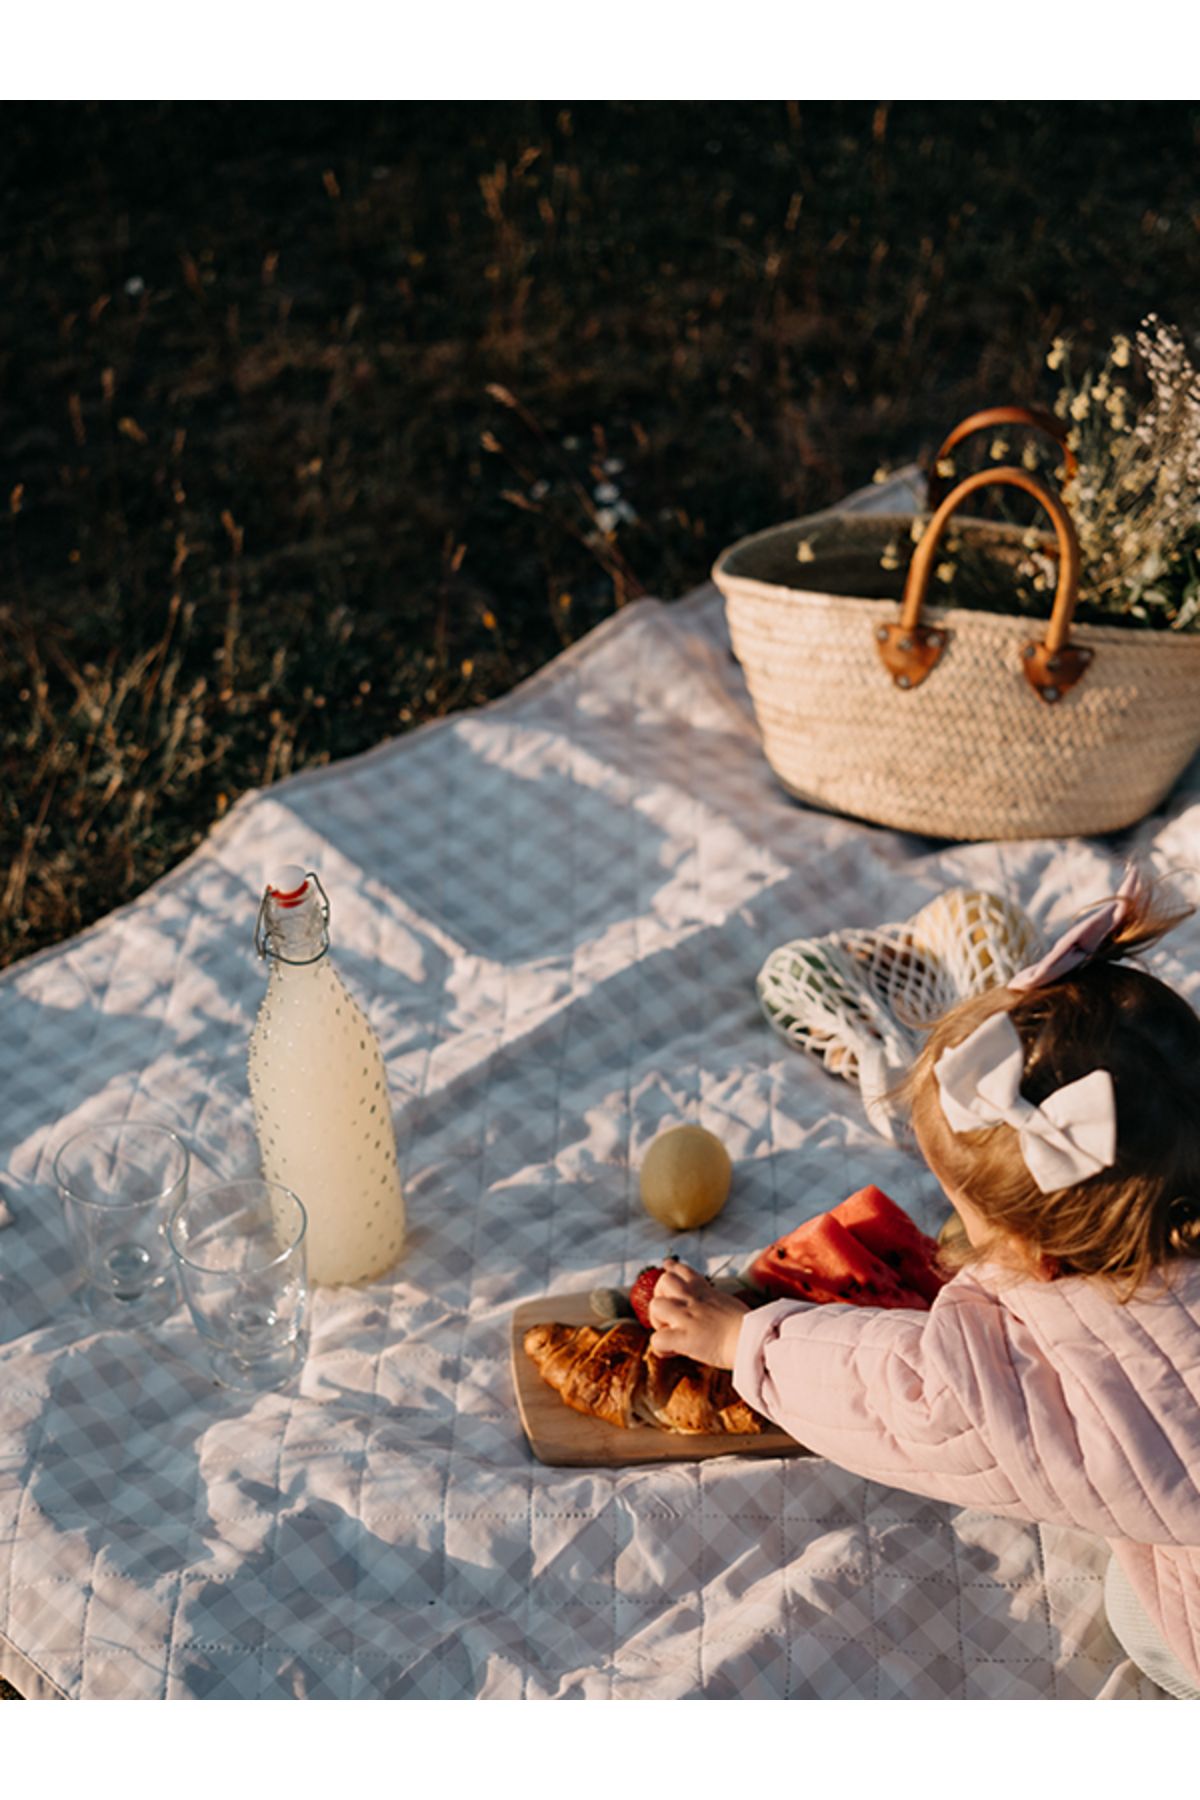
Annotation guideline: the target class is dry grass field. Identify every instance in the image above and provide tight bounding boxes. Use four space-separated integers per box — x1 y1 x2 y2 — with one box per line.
5 101 1200 978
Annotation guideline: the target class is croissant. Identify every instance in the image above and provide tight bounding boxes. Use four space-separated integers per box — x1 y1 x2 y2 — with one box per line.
523 1320 766 1434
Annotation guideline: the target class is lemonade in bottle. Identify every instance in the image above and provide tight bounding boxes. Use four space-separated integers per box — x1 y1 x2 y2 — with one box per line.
247 866 405 1284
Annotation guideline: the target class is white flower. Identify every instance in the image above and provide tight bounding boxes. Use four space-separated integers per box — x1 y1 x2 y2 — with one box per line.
796 539 815 563
1021 442 1040 470
594 481 620 504
990 436 1010 460
124 276 145 297
602 457 625 475
1172 591 1200 630
1069 393 1090 421
1111 335 1131 368
935 561 955 583
1047 337 1068 370
879 544 901 571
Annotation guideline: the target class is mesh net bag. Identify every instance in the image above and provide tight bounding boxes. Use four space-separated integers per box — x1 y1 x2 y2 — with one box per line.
757 889 1043 1144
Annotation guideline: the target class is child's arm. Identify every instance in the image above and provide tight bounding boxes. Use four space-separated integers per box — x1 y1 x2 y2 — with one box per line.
650 1260 1195 1545
647 1263 1007 1504
649 1265 1015 1511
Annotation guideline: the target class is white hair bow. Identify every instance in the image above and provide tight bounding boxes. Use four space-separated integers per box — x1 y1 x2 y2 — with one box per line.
934 1013 1117 1194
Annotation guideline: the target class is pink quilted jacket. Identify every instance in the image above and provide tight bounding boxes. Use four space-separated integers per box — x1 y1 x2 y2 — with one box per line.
733 1257 1200 1685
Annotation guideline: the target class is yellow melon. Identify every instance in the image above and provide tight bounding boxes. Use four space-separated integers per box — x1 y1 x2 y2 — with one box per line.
640 1124 732 1231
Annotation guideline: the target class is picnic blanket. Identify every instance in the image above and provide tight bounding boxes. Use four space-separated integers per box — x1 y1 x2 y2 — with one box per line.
3 474 1198 1701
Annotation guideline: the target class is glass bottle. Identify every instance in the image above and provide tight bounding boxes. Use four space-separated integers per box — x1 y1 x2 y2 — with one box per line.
247 866 405 1284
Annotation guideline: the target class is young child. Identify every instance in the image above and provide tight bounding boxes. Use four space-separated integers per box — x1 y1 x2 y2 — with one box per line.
649 867 1200 1699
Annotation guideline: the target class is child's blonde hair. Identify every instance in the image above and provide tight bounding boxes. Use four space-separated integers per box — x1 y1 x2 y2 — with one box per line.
906 880 1200 1298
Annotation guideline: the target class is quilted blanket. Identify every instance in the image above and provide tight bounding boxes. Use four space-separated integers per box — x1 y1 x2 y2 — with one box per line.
2 474 1194 1700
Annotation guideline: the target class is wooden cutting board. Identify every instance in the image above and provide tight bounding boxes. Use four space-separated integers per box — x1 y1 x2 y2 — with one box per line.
511 1289 807 1467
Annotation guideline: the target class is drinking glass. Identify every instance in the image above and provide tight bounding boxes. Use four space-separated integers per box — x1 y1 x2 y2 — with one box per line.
168 1179 309 1392
54 1120 188 1326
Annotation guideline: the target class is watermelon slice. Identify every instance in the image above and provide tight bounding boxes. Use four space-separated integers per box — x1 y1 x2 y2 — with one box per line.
832 1185 947 1304
748 1185 947 1311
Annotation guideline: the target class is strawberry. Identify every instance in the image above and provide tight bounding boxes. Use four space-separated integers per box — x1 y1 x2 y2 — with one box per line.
629 1265 665 1328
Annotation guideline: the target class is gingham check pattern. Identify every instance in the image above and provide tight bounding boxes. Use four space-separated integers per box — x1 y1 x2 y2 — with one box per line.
2 473 1196 1700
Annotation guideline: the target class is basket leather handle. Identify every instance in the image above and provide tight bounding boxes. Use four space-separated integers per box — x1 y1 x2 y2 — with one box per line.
926 406 1077 509
875 467 1091 705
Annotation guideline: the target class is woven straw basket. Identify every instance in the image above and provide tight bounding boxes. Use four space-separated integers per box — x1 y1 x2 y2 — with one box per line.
713 408 1200 841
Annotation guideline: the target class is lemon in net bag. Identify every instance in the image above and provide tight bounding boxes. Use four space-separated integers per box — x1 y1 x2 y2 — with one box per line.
757 889 1041 1143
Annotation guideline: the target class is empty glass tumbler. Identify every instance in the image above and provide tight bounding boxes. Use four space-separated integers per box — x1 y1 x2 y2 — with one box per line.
54 1120 189 1326
168 1179 309 1391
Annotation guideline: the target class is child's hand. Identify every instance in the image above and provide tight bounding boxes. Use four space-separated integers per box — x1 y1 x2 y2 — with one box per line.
648 1262 749 1369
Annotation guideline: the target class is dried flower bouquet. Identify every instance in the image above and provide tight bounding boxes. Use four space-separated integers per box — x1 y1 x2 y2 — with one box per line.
840 317 1200 632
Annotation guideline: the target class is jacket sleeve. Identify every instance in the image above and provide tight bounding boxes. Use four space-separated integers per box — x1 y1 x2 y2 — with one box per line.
733 1276 1190 1542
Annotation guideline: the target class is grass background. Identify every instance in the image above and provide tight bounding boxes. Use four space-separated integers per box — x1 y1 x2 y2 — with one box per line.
1 97 1198 1697
5 101 1200 977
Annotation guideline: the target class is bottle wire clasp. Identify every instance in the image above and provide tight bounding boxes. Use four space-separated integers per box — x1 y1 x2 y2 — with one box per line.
254 870 332 964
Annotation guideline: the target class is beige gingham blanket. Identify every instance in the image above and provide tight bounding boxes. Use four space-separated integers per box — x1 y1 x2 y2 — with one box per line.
2 475 1193 1699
